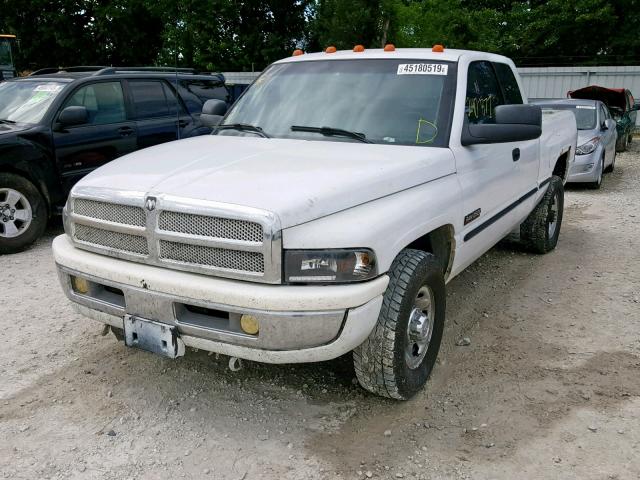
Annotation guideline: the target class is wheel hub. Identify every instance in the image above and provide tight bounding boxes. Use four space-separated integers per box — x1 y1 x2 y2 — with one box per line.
547 191 559 238
0 188 32 238
405 285 435 370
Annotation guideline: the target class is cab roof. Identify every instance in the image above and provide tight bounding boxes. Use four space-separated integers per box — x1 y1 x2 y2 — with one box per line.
275 47 512 65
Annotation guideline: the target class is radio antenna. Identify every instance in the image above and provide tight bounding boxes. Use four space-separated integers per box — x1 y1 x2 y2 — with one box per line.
174 22 181 140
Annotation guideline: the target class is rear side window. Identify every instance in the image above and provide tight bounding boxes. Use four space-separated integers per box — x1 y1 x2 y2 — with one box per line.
129 80 182 119
64 81 126 125
493 63 523 105
465 61 504 125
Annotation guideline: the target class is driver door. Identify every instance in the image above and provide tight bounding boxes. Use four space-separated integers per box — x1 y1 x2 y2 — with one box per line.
52 80 138 194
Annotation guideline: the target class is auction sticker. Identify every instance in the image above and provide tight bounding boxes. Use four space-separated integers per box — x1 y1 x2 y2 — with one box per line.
34 84 64 92
397 64 448 75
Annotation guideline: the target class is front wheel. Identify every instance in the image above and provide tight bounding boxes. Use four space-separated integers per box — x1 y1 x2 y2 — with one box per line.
0 173 48 254
520 175 564 254
353 249 446 400
587 156 604 190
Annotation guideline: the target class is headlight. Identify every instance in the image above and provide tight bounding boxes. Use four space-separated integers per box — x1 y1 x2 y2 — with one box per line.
284 249 377 283
576 137 600 155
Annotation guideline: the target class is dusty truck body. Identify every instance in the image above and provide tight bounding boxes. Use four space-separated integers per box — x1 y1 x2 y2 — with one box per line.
53 46 577 399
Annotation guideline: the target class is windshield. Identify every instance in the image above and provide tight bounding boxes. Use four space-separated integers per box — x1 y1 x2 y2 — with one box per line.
0 39 11 66
540 104 596 130
0 81 65 124
221 59 456 147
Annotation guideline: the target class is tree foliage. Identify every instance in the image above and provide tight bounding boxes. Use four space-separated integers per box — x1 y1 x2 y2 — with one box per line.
0 0 639 72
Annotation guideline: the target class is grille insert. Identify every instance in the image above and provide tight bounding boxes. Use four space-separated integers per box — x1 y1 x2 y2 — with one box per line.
159 240 264 273
74 199 146 227
74 224 149 256
159 211 263 243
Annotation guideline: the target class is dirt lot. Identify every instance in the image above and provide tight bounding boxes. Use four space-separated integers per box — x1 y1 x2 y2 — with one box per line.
1 144 639 480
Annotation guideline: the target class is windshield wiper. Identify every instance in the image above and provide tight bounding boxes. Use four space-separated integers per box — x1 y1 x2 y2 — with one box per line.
215 123 270 138
0 119 16 125
290 125 372 143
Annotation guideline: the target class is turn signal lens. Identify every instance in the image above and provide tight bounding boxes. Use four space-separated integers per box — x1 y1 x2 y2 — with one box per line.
353 44 365 52
383 44 396 52
432 44 444 52
325 46 337 53
292 49 304 56
240 314 260 335
71 276 90 294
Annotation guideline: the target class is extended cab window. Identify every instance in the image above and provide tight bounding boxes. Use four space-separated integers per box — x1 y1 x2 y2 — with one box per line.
493 63 523 104
129 80 181 119
465 61 503 125
64 82 126 125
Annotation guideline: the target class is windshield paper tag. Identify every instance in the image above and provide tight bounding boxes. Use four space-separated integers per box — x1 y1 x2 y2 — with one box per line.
34 84 63 92
397 64 448 75
576 105 596 109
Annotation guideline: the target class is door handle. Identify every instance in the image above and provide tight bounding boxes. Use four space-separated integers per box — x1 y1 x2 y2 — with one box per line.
512 148 520 162
117 126 134 137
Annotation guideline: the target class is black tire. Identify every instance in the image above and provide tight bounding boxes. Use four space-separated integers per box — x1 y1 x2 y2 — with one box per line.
353 249 446 400
604 151 616 173
111 326 125 342
616 134 627 153
628 133 633 145
520 175 564 254
0 173 48 255
587 155 604 190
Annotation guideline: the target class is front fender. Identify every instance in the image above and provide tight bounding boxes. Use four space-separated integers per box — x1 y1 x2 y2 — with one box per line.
282 174 463 274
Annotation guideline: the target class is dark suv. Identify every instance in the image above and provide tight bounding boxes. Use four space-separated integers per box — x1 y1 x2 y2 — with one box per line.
0 66 230 253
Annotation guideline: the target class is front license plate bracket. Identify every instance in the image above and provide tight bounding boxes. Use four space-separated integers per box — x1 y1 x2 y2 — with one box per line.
124 315 185 359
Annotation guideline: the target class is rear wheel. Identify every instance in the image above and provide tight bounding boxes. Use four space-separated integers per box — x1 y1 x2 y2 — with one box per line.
587 156 604 189
520 175 564 253
605 150 616 173
353 249 445 400
0 173 48 254
616 133 628 152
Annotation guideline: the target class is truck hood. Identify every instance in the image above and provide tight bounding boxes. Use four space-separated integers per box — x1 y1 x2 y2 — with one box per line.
77 135 455 228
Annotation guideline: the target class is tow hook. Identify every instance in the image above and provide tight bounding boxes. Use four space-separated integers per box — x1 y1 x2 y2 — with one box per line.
228 356 243 372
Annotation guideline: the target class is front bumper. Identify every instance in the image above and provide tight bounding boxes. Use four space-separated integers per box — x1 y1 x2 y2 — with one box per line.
53 235 387 363
568 149 600 183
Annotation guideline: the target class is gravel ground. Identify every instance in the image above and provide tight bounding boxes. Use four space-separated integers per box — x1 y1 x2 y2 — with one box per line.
1 143 639 480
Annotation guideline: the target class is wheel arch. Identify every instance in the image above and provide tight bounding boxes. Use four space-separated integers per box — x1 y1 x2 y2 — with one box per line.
552 149 570 182
403 224 456 281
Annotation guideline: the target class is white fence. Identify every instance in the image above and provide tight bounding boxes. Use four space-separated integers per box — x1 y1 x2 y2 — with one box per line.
225 65 640 127
519 66 640 127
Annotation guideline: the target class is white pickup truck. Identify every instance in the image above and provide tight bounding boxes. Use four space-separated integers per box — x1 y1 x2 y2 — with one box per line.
53 46 577 399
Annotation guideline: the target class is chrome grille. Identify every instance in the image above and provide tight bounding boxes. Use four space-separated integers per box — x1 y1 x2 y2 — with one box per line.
159 211 262 242
74 199 146 227
159 241 264 273
74 224 149 256
67 192 281 283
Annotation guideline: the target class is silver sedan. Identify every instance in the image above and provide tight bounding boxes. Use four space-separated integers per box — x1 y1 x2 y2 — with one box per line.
534 99 617 189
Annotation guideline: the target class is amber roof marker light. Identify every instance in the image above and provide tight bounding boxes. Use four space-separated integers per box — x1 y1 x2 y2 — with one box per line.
432 44 445 53
353 45 365 52
383 44 396 52
292 49 304 56
325 46 337 54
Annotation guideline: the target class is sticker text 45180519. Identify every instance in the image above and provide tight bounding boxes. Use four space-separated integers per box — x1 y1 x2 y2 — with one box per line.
397 64 448 75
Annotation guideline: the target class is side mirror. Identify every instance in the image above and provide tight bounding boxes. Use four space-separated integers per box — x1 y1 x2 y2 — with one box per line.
58 106 88 127
461 104 542 146
200 99 227 128
601 122 608 131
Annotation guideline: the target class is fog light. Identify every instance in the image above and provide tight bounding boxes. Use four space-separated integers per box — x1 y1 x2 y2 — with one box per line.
71 275 90 294
240 314 259 335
